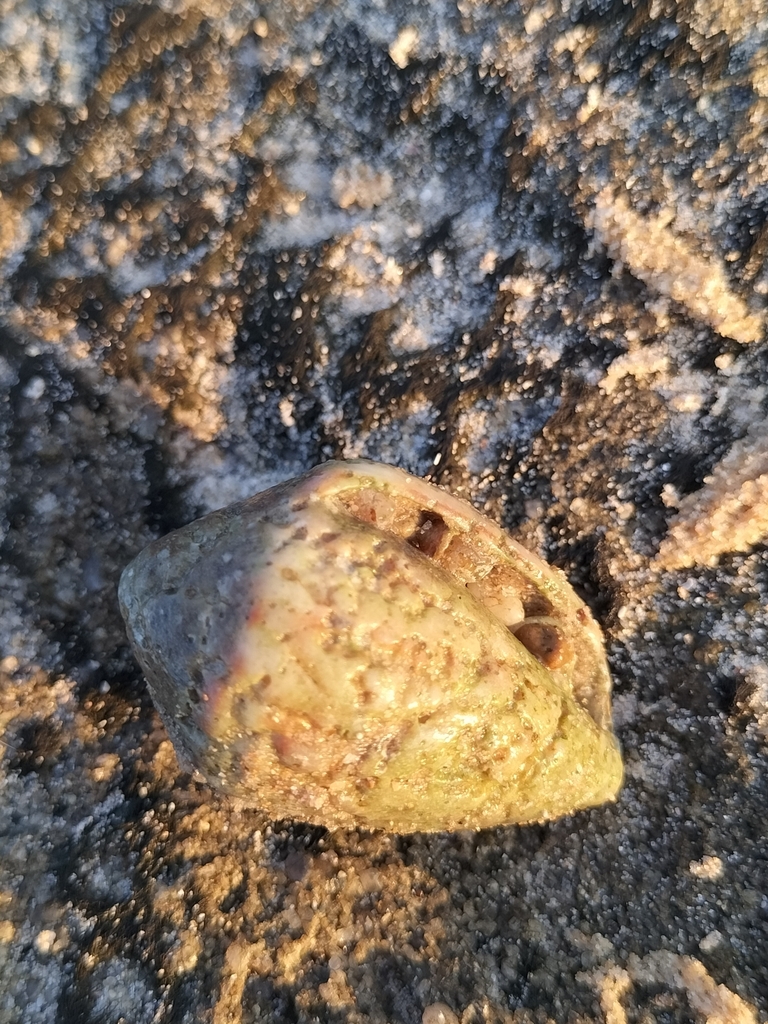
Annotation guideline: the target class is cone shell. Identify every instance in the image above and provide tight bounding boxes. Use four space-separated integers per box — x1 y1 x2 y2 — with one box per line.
119 460 622 832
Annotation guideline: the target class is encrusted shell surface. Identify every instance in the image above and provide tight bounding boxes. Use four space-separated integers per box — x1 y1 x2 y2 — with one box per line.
119 460 622 832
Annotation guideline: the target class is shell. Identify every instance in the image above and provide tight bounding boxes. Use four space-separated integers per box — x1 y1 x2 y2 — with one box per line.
119 460 622 832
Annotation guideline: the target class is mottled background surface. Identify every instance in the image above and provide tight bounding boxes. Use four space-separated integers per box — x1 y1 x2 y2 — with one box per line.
1 0 767 1022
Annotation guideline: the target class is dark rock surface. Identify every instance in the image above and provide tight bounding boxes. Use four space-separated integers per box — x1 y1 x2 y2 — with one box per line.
1 1 767 1022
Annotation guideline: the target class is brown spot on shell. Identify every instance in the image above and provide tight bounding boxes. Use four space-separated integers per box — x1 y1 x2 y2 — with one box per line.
406 510 449 557
513 621 573 670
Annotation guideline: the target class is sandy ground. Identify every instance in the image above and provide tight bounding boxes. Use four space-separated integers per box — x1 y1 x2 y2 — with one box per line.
1 1 767 1022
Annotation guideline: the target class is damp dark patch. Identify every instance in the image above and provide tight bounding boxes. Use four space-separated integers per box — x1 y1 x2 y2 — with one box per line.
320 24 457 141
55 977 94 1024
267 822 330 863
243 977 301 1024
219 875 249 915
7 719 65 778
142 443 187 535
